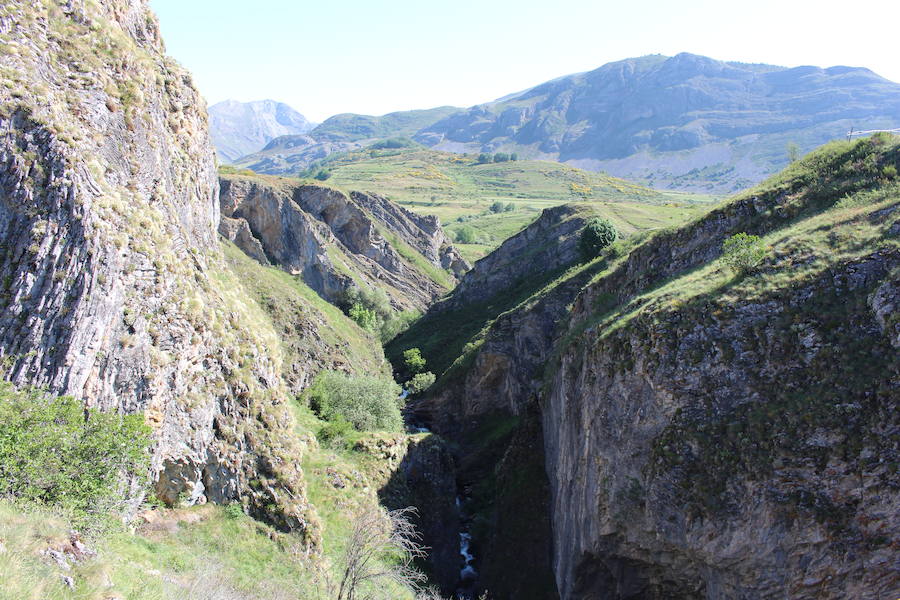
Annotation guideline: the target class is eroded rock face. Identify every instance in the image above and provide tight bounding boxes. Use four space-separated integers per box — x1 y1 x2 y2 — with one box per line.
219 175 466 310
0 0 317 545
546 250 899 600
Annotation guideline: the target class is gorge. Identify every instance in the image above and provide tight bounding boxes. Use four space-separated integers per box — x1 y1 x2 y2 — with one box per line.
0 1 897 600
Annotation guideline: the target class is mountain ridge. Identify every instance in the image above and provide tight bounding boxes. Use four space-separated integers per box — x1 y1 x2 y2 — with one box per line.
231 53 900 192
209 99 315 162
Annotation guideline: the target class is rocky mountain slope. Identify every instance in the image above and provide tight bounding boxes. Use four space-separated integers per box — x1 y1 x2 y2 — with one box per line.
228 54 900 192
418 53 900 191
406 136 900 599
219 171 468 311
209 99 315 163
0 0 329 541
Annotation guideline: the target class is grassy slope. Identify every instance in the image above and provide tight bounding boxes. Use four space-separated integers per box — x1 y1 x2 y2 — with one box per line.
317 147 717 261
386 202 669 379
0 403 421 600
221 241 388 379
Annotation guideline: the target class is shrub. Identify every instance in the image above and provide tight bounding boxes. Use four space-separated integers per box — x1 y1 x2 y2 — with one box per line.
0 382 151 517
509 153 518 161
455 226 477 244
349 303 378 332
403 348 426 374
721 232 767 275
493 152 509 163
578 218 618 260
406 372 435 395
476 153 493 164
314 169 331 181
883 164 898 180
306 371 403 432
317 415 354 448
489 201 506 213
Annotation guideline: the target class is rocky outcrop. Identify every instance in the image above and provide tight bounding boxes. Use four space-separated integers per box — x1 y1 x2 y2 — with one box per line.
546 248 899 600
419 138 900 599
219 174 466 311
350 191 468 277
436 203 589 313
0 0 317 543
355 432 462 593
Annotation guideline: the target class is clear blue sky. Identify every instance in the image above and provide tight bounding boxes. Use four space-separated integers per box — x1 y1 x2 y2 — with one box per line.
150 0 900 123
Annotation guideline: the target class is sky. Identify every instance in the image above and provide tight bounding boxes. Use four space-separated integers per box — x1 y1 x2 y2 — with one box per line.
150 0 900 123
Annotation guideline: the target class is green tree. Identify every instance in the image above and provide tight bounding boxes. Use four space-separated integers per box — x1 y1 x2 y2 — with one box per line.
489 201 506 213
406 372 436 395
721 232 767 275
509 153 518 161
0 382 151 517
349 303 378 332
787 142 800 163
306 371 403 431
455 226 477 244
476 153 493 164
578 218 619 260
493 152 510 163
314 169 331 181
403 348 426 374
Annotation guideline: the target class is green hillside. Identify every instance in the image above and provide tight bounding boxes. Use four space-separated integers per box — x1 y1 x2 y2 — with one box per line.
309 146 716 261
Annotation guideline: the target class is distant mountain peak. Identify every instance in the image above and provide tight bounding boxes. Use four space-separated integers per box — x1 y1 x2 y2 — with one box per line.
208 99 315 163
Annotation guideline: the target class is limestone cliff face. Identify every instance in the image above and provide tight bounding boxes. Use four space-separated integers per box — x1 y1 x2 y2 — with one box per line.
219 174 467 311
421 139 900 599
546 248 899 599
0 0 316 542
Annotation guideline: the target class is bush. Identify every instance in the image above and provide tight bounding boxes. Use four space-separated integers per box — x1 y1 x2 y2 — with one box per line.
476 153 493 164
406 372 435 395
349 303 378 332
455 226 477 244
721 232 767 274
489 201 506 213
314 169 331 181
403 348 426 374
509 153 518 161
578 218 618 260
306 371 403 431
493 152 509 163
317 415 354 448
0 382 151 517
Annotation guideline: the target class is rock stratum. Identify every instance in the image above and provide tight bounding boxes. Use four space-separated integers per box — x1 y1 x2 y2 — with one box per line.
413 137 900 599
219 173 467 311
0 0 323 542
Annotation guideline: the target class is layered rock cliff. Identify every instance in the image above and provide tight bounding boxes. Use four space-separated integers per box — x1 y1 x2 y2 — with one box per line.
0 0 316 541
219 173 467 311
414 137 900 599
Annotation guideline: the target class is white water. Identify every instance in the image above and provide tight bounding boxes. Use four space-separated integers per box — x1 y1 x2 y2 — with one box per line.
455 496 478 599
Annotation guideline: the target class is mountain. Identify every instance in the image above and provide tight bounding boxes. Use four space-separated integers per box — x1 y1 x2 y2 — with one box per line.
417 53 900 191
236 54 900 193
396 135 900 599
233 106 461 173
209 99 315 162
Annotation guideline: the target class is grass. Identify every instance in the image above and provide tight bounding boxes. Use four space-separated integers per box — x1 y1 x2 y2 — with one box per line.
0 500 317 599
221 241 388 381
386 201 703 381
304 147 718 261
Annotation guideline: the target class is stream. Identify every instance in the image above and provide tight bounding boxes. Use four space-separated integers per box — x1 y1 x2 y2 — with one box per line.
455 494 479 599
403 404 480 598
